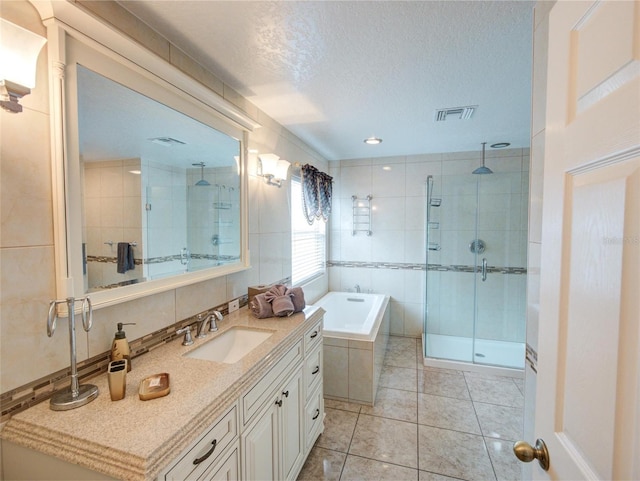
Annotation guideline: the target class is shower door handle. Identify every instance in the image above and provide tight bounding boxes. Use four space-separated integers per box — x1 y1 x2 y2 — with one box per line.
481 258 488 282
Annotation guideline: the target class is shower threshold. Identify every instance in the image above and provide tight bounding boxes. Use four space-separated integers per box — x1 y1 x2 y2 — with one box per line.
425 333 525 370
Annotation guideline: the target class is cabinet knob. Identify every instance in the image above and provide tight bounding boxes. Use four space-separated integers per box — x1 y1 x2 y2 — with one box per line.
275 399 283 407
282 390 289 398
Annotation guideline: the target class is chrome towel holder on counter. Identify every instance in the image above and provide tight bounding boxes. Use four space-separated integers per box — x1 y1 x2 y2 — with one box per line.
46 296 99 410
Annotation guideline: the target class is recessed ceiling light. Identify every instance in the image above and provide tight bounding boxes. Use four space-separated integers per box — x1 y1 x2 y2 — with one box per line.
364 137 382 145
490 142 510 148
128 170 141 175
382 166 392 171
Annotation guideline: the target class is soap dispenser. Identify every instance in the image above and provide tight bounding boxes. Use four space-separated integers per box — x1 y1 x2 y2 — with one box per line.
111 323 135 372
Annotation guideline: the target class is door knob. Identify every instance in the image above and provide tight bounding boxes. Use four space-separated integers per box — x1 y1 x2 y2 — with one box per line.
513 438 550 471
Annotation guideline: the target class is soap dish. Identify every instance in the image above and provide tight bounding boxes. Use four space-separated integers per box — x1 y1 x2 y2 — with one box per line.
139 373 170 401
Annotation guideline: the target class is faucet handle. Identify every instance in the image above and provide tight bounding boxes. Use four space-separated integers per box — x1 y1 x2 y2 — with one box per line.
176 326 194 346
209 311 222 332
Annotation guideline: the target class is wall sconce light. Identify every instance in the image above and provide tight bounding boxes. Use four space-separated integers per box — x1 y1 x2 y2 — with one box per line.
257 153 290 188
0 18 47 113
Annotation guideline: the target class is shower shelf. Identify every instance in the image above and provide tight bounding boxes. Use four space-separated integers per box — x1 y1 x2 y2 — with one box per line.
212 202 232 210
352 195 372 236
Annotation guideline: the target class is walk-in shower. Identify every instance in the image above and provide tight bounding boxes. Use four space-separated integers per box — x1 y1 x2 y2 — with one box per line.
423 151 527 371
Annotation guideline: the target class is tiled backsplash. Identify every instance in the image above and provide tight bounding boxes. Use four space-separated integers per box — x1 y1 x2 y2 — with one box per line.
0 295 248 423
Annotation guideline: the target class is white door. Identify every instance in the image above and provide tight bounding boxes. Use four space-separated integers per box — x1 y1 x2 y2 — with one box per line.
527 1 640 479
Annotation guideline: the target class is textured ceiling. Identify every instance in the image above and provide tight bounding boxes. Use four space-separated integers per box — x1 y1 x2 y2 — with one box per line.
118 1 535 161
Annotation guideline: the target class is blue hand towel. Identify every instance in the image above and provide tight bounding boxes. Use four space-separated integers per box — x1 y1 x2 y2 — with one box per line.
117 242 135 273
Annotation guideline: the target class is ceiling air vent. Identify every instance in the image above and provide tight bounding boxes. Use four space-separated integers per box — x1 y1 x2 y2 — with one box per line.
148 137 186 146
434 105 477 122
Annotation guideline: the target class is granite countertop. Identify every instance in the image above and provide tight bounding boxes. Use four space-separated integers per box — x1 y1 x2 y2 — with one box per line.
1 305 324 481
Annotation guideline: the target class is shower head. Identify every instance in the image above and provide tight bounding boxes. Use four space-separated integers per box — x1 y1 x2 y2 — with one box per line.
193 162 211 186
472 165 493 175
472 142 493 175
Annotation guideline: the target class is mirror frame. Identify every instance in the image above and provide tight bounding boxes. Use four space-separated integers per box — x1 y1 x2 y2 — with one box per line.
44 3 259 311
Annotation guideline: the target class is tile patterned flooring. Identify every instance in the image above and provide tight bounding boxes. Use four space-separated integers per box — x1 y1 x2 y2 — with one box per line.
298 336 525 481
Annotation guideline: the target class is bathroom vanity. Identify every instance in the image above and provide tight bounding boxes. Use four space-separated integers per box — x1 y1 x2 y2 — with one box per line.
1 306 324 481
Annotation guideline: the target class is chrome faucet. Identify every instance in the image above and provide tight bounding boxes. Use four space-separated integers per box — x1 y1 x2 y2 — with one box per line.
354 284 361 293
194 311 224 338
208 311 223 333
195 313 209 338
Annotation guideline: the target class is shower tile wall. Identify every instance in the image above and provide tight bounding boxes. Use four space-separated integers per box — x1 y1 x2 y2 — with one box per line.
143 160 188 279
83 159 143 289
186 165 241 269
329 148 529 339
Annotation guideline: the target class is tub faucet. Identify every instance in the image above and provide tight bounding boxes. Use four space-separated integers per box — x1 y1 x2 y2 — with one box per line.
354 284 361 293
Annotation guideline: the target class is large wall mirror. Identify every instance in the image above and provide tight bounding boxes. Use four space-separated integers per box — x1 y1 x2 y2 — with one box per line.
49 9 257 310
78 65 242 292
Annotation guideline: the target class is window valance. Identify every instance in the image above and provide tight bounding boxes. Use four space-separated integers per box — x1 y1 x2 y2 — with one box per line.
301 164 333 224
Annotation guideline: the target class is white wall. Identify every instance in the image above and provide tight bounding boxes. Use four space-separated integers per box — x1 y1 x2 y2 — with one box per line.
83 158 144 289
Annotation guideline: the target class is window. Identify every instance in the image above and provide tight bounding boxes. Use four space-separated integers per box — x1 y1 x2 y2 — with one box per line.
291 175 326 285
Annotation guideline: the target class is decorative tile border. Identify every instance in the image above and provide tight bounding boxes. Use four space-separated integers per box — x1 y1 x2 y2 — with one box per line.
87 254 240 265
327 260 527 275
0 295 249 423
526 343 538 373
86 255 143 265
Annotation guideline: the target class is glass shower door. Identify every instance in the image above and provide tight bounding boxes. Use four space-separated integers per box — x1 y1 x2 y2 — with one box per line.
424 173 477 363
472 172 527 369
424 169 527 369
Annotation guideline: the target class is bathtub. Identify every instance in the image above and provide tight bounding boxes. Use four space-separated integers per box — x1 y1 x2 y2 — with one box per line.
313 292 390 406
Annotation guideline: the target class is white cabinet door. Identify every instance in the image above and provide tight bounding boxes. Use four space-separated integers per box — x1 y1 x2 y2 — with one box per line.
242 367 304 481
280 368 303 481
241 401 278 481
530 1 640 480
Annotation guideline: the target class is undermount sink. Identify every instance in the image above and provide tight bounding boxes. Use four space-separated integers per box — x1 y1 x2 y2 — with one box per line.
184 327 274 364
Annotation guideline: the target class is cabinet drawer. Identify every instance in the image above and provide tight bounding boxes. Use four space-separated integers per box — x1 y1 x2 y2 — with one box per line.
304 385 324 453
242 341 302 426
304 343 322 401
163 405 238 481
303 319 322 354
197 443 239 481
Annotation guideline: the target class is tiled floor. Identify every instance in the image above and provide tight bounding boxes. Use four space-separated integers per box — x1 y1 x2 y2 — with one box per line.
298 336 525 481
